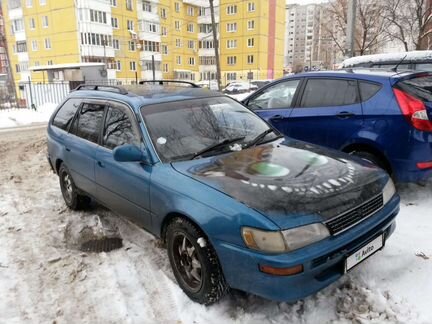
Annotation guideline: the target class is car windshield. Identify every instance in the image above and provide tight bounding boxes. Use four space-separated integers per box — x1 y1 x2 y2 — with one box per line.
140 96 277 162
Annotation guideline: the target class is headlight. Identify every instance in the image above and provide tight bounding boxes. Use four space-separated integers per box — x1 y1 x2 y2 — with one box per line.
382 178 396 205
282 223 330 251
242 223 330 253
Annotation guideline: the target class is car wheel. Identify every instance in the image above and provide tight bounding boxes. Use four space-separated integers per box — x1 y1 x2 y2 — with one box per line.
350 151 388 172
58 164 90 210
166 217 228 305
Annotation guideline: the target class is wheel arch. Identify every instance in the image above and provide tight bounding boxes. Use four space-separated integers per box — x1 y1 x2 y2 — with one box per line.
341 141 392 174
160 211 210 243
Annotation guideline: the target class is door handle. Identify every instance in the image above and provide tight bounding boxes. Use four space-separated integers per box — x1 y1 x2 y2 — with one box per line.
97 161 105 168
269 115 285 121
336 112 355 119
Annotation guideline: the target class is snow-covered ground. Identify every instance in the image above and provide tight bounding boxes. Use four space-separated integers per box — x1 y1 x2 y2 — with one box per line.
0 127 431 323
0 103 57 129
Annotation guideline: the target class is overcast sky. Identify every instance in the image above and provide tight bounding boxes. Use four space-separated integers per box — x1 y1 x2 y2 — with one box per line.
287 0 328 4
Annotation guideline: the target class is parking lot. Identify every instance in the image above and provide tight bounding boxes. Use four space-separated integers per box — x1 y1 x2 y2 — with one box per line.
0 126 430 323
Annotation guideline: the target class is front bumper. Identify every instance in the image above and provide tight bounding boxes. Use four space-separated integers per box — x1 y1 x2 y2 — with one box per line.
214 194 400 302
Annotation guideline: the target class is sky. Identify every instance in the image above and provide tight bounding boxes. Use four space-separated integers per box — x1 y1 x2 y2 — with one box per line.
287 0 329 4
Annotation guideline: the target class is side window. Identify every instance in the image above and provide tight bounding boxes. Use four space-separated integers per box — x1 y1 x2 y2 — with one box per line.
103 106 140 150
72 103 105 144
359 82 381 102
248 80 300 109
300 79 359 108
52 98 81 130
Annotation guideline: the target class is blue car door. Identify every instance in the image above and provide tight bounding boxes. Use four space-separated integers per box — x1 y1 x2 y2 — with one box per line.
245 79 302 134
95 101 152 230
64 100 106 197
287 77 364 149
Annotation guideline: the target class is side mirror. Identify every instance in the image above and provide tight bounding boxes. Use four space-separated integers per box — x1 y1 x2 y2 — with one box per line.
113 144 148 163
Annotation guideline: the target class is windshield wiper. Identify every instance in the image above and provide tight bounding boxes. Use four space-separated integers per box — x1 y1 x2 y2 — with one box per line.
192 136 246 159
243 129 280 149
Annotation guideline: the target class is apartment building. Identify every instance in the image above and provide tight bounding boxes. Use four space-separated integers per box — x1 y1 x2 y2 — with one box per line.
2 0 285 87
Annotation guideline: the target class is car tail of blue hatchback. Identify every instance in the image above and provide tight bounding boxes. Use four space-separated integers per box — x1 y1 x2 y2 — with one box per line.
243 69 432 183
47 83 400 305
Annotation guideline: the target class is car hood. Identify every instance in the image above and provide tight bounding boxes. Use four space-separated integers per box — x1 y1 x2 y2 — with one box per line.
172 138 388 228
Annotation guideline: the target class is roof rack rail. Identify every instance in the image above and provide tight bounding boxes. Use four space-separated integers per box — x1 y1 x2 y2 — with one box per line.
73 84 128 95
138 80 200 88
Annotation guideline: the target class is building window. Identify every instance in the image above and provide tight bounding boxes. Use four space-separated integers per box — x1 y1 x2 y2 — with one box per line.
199 7 206 16
226 39 237 49
175 21 180 31
41 16 49 28
247 20 255 30
16 41 27 53
175 2 180 12
176 56 181 65
126 0 133 10
44 38 51 49
161 26 167 36
161 8 167 19
163 63 168 73
142 1 152 12
40 0 46 5
143 41 160 52
29 18 36 29
110 0 117 6
47 60 53 65
161 44 168 54
111 17 118 28
187 23 194 32
90 10 107 24
116 60 121 70
248 2 255 12
247 38 254 47
189 57 195 65
187 40 194 49
128 41 136 51
227 5 237 15
227 56 236 65
113 39 120 49
226 23 237 32
198 40 214 49
26 0 32 7
227 72 236 81
187 6 194 16
175 38 181 47
11 19 24 33
247 55 254 64
31 40 38 51
130 61 136 71
199 56 216 65
127 20 134 31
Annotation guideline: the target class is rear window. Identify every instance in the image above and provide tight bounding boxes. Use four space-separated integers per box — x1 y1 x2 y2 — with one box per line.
300 79 359 107
359 82 381 102
52 99 81 130
398 75 432 102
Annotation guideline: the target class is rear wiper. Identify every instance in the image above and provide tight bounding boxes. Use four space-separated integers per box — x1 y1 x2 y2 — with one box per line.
192 136 245 159
243 129 280 149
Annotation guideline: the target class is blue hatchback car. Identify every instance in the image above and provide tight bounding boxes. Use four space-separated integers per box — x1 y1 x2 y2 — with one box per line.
47 83 399 304
243 69 432 183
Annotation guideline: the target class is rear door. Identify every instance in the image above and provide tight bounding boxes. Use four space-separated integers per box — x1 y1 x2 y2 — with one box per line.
244 79 302 135
64 100 106 197
95 101 152 229
287 77 363 148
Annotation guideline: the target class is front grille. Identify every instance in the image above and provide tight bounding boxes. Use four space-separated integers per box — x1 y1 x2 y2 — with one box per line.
325 194 384 235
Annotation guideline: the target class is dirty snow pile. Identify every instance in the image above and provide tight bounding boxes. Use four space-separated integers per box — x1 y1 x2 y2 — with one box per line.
0 127 431 323
0 103 57 129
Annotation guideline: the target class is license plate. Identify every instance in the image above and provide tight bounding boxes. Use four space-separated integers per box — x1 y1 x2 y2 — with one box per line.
345 235 384 272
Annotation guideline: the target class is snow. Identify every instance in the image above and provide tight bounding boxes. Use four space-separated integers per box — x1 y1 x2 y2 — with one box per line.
342 50 432 67
0 127 431 323
0 103 57 129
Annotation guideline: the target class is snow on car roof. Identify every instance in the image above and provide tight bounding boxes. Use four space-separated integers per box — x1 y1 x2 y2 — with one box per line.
342 50 432 67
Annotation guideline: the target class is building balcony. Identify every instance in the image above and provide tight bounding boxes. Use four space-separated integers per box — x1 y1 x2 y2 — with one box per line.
139 51 161 61
80 45 115 58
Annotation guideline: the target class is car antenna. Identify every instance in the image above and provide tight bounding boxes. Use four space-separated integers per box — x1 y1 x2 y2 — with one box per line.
390 54 408 72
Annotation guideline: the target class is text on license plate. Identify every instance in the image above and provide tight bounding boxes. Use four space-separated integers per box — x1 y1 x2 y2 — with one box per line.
345 234 383 272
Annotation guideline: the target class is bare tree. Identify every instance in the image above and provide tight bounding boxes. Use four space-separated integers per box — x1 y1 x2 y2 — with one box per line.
321 0 389 56
383 0 432 50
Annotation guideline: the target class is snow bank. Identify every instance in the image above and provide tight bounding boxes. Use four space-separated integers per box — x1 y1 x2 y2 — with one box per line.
0 102 57 129
342 50 432 67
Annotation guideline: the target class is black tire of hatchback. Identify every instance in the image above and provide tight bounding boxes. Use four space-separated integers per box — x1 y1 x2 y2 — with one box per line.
350 151 388 173
166 217 228 305
58 164 91 210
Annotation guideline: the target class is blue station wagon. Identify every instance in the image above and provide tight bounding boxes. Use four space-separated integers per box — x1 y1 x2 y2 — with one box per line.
243 69 432 183
47 83 399 304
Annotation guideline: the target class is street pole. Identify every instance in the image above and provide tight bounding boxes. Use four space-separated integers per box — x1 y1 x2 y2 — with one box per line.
346 0 356 58
151 54 155 81
209 0 222 91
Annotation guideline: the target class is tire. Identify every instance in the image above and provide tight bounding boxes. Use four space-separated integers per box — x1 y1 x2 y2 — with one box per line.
58 164 91 210
166 217 228 305
349 151 389 173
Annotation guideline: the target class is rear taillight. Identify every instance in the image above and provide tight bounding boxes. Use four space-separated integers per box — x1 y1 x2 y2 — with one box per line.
393 88 432 132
